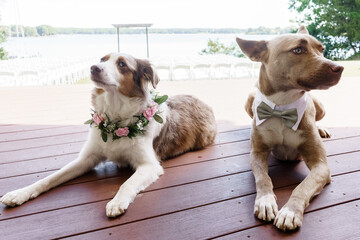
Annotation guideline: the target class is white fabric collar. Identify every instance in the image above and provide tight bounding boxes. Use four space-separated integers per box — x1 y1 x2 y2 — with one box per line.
253 89 308 131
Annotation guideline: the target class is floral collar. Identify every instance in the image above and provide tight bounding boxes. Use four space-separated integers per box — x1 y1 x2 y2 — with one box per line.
84 93 168 142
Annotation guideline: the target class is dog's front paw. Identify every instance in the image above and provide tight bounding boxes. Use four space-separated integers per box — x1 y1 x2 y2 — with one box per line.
0 188 39 207
254 194 278 222
274 207 303 231
106 199 129 218
318 127 331 138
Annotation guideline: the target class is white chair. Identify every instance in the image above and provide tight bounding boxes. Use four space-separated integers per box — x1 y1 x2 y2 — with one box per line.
0 71 16 86
17 70 40 86
155 65 172 81
192 63 212 80
172 65 192 81
212 63 232 80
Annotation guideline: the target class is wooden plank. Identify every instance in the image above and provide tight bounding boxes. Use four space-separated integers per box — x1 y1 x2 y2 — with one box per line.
0 128 249 153
0 129 250 178
1 125 358 148
0 126 358 179
163 135 360 168
0 142 85 164
216 200 360 240
0 161 122 194
0 132 88 152
0 124 64 133
2 132 360 191
0 133 358 238
1 149 359 226
0 125 88 143
34 171 360 240
0 126 358 163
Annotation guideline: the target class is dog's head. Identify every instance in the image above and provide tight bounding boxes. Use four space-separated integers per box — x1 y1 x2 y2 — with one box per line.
90 53 159 98
236 26 344 93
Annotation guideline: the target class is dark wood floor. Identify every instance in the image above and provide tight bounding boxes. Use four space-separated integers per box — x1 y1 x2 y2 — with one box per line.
1 122 360 240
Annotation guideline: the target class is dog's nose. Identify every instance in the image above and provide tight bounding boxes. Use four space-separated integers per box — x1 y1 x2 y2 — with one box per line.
329 64 344 74
91 65 102 75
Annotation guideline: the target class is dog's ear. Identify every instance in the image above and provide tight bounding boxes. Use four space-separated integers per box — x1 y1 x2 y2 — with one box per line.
297 25 309 35
236 38 268 62
136 59 160 89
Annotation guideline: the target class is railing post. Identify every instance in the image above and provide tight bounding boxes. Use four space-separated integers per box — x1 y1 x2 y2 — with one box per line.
117 27 120 52
146 27 149 58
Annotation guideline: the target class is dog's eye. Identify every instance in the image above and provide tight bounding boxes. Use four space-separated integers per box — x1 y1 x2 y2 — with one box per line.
118 61 126 67
292 47 304 54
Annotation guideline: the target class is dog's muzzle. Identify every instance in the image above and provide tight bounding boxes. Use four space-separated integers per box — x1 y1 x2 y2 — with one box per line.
91 65 103 75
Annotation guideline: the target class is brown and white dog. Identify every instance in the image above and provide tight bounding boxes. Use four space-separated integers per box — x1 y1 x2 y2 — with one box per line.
236 26 343 231
0 53 217 217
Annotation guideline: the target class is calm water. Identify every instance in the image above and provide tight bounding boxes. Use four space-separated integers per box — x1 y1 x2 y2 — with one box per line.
3 34 276 60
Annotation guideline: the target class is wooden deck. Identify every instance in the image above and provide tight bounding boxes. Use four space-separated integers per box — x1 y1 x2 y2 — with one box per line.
1 83 360 239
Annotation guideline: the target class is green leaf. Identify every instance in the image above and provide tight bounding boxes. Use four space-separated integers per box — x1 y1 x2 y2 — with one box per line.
101 131 108 142
154 95 168 105
153 114 163 123
84 119 94 125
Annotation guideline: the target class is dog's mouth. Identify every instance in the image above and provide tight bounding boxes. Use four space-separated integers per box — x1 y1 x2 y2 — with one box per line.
90 75 117 88
91 75 105 85
297 77 340 91
297 61 343 91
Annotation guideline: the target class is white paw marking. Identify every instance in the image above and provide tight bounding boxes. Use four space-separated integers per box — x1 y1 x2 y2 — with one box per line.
254 194 278 222
274 207 303 231
106 198 129 218
0 188 38 207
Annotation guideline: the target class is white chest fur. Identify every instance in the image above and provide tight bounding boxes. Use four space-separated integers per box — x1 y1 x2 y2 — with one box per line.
89 91 168 168
252 89 307 160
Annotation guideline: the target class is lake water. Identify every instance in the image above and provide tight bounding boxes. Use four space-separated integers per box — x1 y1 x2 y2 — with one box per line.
3 34 276 60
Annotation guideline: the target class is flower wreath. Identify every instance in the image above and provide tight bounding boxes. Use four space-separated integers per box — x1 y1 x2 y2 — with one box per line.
84 93 168 142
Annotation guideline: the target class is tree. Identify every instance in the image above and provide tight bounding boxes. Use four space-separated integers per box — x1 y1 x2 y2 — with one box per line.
36 25 56 36
200 39 245 58
24 27 39 37
0 26 8 60
289 0 360 60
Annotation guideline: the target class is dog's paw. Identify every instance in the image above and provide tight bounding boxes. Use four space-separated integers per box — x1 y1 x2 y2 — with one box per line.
106 199 129 218
318 127 331 138
0 188 39 207
254 194 278 222
274 207 303 231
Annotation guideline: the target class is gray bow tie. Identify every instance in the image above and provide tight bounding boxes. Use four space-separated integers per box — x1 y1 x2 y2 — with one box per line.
257 101 298 129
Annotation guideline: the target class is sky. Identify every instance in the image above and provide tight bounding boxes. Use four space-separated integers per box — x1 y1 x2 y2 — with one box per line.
1 0 296 29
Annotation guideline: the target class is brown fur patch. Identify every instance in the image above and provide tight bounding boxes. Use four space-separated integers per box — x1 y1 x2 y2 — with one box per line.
116 56 144 98
100 54 110 62
245 92 255 118
135 59 159 89
153 95 217 160
91 88 104 107
236 38 268 62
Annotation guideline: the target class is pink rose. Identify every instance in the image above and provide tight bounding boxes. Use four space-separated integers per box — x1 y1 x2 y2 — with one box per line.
93 113 105 125
150 101 159 113
142 102 159 121
115 127 129 137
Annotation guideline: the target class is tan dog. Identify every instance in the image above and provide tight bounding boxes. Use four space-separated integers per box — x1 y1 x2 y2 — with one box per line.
236 26 343 231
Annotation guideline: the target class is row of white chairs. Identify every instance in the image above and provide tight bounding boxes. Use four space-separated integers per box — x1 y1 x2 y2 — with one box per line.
153 55 260 81
0 57 97 86
0 55 260 86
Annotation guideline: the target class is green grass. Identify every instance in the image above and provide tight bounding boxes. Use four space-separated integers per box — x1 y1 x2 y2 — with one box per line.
337 60 360 77
76 77 91 84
